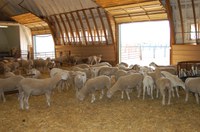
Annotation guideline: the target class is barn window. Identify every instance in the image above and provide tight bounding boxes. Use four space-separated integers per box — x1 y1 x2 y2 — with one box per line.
190 23 199 40
119 20 170 66
33 34 55 59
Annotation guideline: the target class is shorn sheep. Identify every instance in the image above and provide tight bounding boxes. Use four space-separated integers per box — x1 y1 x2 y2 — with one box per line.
76 75 111 103
161 71 185 98
155 68 173 105
185 77 200 104
142 74 154 100
107 73 143 100
0 75 24 102
149 62 177 75
18 72 69 110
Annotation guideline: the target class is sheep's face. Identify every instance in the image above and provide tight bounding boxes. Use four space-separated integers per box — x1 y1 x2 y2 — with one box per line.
76 92 85 101
61 72 69 80
107 90 113 98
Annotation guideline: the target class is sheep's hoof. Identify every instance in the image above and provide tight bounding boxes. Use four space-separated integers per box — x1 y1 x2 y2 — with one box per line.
25 106 29 110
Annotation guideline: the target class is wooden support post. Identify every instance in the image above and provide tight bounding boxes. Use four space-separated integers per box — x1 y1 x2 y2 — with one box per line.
64 13 75 43
54 15 65 45
70 12 81 44
191 0 198 44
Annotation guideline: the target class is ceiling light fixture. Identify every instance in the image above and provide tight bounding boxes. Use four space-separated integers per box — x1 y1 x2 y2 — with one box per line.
0 25 8 28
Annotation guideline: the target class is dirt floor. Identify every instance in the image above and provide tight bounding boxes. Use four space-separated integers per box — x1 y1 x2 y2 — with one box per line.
0 71 200 132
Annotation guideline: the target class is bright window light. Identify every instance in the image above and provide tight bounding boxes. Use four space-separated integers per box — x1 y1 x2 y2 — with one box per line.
33 34 55 59
119 20 170 66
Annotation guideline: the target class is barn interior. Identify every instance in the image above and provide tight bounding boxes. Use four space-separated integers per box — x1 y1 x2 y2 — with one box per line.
0 0 200 131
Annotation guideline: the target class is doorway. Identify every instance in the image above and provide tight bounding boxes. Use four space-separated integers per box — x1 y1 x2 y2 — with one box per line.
33 34 55 59
119 20 170 66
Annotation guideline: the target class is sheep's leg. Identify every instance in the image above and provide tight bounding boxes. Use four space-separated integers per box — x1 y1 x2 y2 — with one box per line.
121 91 124 99
1 92 6 102
151 86 154 99
24 95 30 110
18 91 24 109
156 89 159 98
160 90 165 105
168 89 171 105
99 89 104 100
195 93 199 104
125 90 130 100
91 93 96 103
137 86 142 98
45 92 51 106
143 85 146 100
171 88 175 98
175 87 180 98
185 90 189 102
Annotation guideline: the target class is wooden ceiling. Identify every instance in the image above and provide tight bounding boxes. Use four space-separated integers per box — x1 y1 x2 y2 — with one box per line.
95 0 167 23
11 13 50 35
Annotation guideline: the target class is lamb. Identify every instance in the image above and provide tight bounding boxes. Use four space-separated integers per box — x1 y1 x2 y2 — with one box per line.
76 75 111 103
185 77 200 104
161 71 185 98
155 68 173 105
142 73 154 100
113 69 127 81
73 64 90 69
18 72 69 110
87 55 102 65
0 75 24 102
107 73 143 100
149 62 177 75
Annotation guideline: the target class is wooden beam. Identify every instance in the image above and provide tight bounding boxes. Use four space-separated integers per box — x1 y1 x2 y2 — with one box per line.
59 14 71 45
89 8 101 43
105 12 115 44
165 0 175 64
64 13 75 43
177 0 184 43
46 16 56 45
97 8 108 44
70 12 81 44
191 0 198 44
76 11 88 45
83 10 94 45
54 15 65 45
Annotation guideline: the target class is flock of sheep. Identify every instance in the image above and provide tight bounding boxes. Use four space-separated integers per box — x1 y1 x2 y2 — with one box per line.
0 55 200 110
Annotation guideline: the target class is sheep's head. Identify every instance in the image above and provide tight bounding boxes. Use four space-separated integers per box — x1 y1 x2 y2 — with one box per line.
107 90 113 98
76 92 85 101
60 71 69 80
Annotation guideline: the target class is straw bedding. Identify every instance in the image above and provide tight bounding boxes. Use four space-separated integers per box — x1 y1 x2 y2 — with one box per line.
0 73 200 131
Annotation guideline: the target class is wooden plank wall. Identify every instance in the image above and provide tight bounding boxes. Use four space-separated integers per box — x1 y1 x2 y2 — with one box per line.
171 44 200 65
55 44 116 65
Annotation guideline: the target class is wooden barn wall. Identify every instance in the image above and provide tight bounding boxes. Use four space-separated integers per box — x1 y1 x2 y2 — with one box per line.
55 44 116 64
171 44 200 65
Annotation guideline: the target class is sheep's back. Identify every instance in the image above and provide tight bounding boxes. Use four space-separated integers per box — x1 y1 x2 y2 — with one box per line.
185 77 200 93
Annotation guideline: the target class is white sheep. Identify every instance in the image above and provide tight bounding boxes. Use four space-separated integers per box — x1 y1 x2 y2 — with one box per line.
0 75 24 102
50 68 71 91
155 68 173 105
143 74 154 100
74 71 87 91
107 73 143 100
18 72 69 110
76 75 111 103
149 62 177 75
4 71 15 78
98 67 119 77
185 77 200 104
161 71 185 98
27 68 41 79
